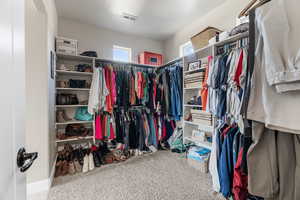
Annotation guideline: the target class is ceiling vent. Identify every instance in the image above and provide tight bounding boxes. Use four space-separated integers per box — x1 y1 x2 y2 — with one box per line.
122 13 138 21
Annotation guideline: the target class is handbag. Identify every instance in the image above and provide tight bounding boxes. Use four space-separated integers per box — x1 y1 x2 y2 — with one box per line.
69 79 86 88
76 64 92 72
56 94 79 105
80 51 98 58
65 124 87 137
74 107 93 121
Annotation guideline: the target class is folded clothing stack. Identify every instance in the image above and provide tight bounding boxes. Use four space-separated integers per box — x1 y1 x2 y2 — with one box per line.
184 71 205 88
190 109 212 126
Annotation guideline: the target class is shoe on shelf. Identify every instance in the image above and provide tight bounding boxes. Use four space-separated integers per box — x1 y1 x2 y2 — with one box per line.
74 159 82 173
68 161 76 175
61 160 69 176
88 153 95 171
91 145 101 167
92 151 101 167
82 154 89 173
54 160 63 177
56 110 72 123
56 110 66 123
56 132 67 140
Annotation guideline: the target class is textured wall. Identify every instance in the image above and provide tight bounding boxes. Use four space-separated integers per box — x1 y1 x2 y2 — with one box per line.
163 0 250 62
58 18 164 63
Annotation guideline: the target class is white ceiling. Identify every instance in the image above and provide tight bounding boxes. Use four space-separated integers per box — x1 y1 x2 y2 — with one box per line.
55 0 226 40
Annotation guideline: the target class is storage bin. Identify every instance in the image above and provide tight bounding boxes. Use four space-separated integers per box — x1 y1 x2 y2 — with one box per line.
56 36 78 55
187 157 209 173
191 27 222 50
187 146 210 173
138 51 163 66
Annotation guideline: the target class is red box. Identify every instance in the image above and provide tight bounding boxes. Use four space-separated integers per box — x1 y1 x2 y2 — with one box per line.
138 51 163 66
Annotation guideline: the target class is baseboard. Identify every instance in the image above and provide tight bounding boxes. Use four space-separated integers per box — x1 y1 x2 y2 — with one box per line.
27 154 57 195
27 179 51 195
49 154 57 187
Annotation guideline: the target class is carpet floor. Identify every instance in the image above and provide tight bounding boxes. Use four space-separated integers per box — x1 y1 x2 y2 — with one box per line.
48 151 220 200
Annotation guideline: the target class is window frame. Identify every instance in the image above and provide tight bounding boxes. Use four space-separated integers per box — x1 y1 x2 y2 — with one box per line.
113 45 132 62
179 41 194 57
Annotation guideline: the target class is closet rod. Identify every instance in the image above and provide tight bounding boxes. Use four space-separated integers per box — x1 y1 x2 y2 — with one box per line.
95 58 156 69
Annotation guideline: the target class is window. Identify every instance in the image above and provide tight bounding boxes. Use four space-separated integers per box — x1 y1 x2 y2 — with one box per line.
113 45 132 62
179 41 194 57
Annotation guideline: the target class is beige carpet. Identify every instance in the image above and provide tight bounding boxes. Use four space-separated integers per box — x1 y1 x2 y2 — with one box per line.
48 151 220 200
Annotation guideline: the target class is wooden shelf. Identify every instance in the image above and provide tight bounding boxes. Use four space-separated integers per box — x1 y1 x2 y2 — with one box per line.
56 136 94 143
56 120 93 126
56 105 88 108
184 136 212 150
56 87 90 91
56 70 93 76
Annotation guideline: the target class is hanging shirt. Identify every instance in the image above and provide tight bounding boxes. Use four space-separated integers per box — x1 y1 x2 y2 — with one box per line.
88 67 109 114
248 3 300 134
255 0 300 93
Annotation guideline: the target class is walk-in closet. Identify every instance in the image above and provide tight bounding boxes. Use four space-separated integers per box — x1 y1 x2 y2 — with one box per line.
2 0 299 200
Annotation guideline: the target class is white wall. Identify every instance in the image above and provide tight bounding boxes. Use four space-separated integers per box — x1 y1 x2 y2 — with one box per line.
44 0 58 179
25 0 57 185
25 0 48 183
163 0 250 62
58 18 164 63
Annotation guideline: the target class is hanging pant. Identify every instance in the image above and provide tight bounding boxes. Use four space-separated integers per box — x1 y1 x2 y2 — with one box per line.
247 121 300 200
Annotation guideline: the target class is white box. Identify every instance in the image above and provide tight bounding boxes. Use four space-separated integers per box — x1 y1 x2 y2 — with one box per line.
56 36 78 55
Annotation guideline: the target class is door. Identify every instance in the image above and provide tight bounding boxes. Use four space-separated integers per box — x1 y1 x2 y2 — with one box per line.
0 0 27 199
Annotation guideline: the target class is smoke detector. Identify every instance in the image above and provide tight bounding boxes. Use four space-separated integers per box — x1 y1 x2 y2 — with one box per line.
122 12 138 21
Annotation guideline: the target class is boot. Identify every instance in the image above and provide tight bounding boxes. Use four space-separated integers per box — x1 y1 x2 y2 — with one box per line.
88 153 95 171
74 159 82 173
61 160 69 176
82 154 89 173
54 160 63 177
68 161 76 175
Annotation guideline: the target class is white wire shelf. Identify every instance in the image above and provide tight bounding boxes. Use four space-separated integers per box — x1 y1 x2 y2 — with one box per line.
56 136 94 143
56 53 94 62
184 67 206 74
56 88 90 91
56 105 88 108
214 32 249 47
56 120 93 126
183 121 213 132
184 104 202 108
56 70 93 76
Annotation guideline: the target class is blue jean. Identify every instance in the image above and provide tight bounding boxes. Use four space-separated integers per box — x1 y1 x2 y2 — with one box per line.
169 65 182 121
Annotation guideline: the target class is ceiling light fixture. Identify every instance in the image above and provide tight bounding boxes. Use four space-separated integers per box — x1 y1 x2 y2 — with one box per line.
122 12 138 21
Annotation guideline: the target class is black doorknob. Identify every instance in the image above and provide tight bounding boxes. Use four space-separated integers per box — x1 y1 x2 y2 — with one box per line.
17 148 38 173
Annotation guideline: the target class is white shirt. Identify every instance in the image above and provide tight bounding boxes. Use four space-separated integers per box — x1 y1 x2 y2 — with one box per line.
247 2 300 134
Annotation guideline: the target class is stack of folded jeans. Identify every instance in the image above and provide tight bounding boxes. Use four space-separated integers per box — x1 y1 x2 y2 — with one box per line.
191 109 212 126
184 72 205 88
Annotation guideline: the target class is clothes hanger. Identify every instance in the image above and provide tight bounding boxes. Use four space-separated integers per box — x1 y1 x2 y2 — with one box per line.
239 0 259 18
239 0 271 17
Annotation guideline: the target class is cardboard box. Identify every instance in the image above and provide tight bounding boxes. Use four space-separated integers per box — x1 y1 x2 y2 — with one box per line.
191 27 222 50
